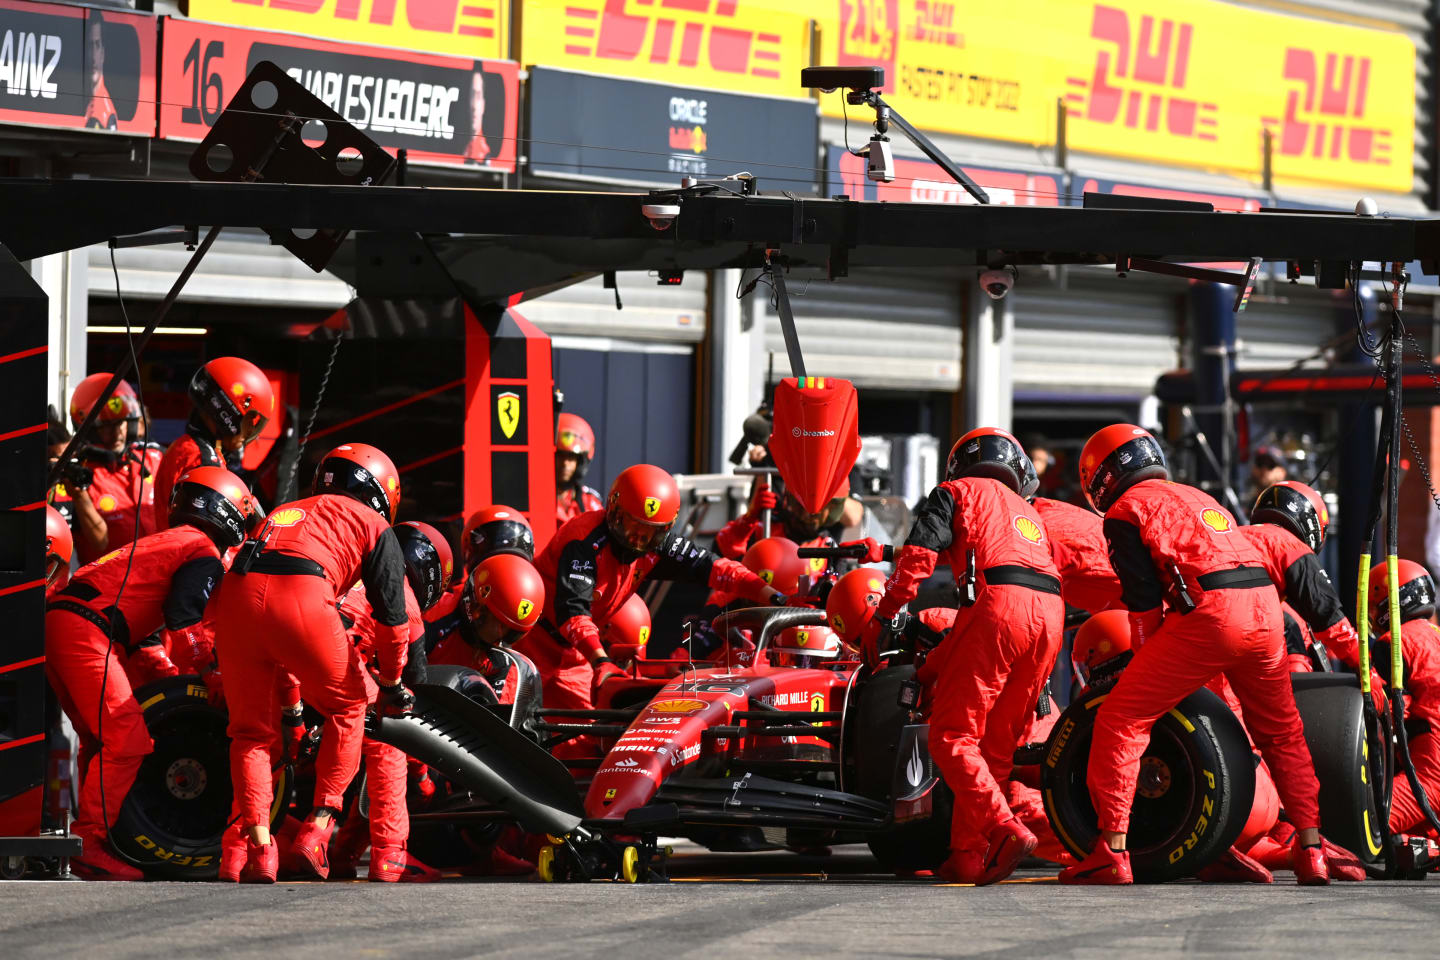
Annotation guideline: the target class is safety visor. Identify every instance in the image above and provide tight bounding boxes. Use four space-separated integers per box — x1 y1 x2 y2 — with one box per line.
781 491 846 536
237 408 269 444
609 508 673 555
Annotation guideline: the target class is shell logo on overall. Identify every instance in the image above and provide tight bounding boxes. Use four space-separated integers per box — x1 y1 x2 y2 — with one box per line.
269 507 306 527
1200 509 1231 533
1014 516 1044 544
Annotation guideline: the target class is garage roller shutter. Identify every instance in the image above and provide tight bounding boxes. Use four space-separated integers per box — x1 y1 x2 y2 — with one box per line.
1012 276 1181 397
89 228 352 309
758 267 963 391
1236 294 1342 370
519 271 707 344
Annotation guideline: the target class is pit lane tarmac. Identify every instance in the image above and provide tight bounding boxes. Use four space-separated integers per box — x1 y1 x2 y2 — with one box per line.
5 843 1439 959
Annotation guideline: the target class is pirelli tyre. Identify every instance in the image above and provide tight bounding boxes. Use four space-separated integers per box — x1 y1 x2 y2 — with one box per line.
1041 685 1255 883
849 664 953 872
110 676 291 880
1291 672 1385 865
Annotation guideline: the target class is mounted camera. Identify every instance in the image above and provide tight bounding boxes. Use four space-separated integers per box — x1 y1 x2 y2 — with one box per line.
979 266 1017 300
800 65 885 94
641 203 680 231
866 137 895 183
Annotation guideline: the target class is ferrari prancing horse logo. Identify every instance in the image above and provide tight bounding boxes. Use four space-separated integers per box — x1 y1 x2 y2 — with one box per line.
516 598 534 620
643 497 662 519
497 391 520 440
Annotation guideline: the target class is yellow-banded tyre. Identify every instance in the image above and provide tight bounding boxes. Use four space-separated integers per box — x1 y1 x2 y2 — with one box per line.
110 676 292 880
1291 673 1385 865
1041 685 1255 883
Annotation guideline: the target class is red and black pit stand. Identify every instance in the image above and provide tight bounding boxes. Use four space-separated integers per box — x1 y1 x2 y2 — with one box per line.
0 246 82 877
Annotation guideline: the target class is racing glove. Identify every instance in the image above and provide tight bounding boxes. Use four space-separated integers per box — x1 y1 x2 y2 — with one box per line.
375 681 416 718
841 538 889 565
557 614 606 662
165 623 217 677
1315 619 1361 669
128 638 180 684
744 482 778 520
709 557 785 606
591 657 626 699
200 669 225 708
1128 607 1163 649
282 705 309 763
875 545 939 622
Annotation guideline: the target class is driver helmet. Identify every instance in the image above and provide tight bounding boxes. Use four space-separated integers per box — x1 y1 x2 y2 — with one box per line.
777 488 848 542
771 624 844 669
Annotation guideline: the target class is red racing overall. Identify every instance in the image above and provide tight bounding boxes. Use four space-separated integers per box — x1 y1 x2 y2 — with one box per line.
1091 480 1321 835
1032 496 1122 614
1377 617 1440 834
81 444 164 562
213 494 409 829
45 526 224 847
1241 523 1362 670
515 511 779 709
877 477 1065 856
336 582 428 853
153 429 224 531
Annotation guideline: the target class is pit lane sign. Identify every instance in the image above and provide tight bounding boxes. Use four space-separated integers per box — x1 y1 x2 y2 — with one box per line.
183 0 507 61
528 66 817 189
813 0 1415 194
159 17 519 170
0 0 155 136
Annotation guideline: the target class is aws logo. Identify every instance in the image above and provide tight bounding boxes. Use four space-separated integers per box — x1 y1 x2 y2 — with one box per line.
1200 509 1232 533
269 507 306 527
1014 516 1044 544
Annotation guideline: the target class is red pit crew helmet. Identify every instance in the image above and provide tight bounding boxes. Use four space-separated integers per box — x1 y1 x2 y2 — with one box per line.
69 373 140 430
394 521 455 612
606 464 680 561
1071 609 1133 684
825 567 887 643
190 357 276 443
1250 481 1329 554
1369 558 1436 632
602 593 652 660
946 426 1033 495
1078 424 1169 513
45 505 73 584
313 443 401 523
463 553 545 648
742 536 805 595
169 466 256 549
462 504 534 570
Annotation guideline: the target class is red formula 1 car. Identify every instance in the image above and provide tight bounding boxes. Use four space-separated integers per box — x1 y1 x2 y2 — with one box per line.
530 606 951 882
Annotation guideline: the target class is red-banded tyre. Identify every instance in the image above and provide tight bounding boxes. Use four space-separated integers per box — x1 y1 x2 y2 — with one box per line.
1041 685 1255 882
110 676 292 879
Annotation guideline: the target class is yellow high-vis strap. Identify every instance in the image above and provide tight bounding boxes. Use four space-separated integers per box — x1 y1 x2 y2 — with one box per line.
1388 554 1405 690
1358 553 1372 694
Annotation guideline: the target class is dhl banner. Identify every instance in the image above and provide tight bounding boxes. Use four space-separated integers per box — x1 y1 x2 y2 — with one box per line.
182 0 508 61
522 1 1416 194
815 0 1415 194
520 0 815 98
